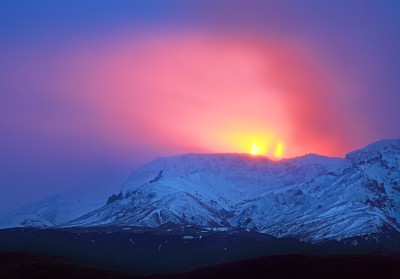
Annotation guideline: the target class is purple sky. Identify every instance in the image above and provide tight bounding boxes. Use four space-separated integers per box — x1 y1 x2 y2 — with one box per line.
1 0 400 214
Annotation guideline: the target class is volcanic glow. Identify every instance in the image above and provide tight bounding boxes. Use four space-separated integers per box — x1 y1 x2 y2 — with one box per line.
1 30 366 161
274 142 284 158
1 0 399 217
250 140 284 158
251 143 262 156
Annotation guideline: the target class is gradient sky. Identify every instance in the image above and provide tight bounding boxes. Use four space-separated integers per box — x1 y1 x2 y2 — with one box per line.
1 0 400 214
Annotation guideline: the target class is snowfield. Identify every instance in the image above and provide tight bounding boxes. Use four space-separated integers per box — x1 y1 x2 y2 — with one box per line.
1 139 399 243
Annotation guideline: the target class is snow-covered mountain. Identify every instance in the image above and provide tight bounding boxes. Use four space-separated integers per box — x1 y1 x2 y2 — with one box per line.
65 152 348 227
232 139 400 242
2 139 399 243
61 139 400 243
0 195 103 229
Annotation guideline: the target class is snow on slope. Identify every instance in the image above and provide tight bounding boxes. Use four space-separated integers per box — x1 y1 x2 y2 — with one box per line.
64 149 350 230
233 139 400 241
64 139 400 242
3 139 399 244
0 195 103 229
65 169 247 227
121 153 349 192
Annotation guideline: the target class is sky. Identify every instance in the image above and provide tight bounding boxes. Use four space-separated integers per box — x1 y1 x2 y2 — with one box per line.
1 0 400 213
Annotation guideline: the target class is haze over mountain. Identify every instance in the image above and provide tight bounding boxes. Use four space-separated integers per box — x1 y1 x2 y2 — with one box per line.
2 1 400 218
1 139 399 244
0 196 103 229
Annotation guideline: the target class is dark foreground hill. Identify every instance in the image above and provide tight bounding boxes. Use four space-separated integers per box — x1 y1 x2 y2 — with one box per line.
2 252 400 279
1 227 400 275
0 252 136 279
152 254 400 279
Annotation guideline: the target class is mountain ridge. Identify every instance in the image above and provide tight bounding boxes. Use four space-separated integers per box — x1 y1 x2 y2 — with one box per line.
1 139 399 244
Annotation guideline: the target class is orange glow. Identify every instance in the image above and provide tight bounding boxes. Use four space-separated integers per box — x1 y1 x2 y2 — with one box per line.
20 31 359 159
274 142 284 158
249 139 284 158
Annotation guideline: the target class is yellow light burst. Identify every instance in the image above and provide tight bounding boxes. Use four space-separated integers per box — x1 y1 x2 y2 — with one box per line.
251 143 262 155
274 142 284 158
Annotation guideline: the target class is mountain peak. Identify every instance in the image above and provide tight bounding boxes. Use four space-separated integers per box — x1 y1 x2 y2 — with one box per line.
2 139 400 243
345 139 400 165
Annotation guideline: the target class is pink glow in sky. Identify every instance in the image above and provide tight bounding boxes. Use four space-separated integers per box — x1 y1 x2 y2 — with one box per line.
3 31 371 160
1 1 400 214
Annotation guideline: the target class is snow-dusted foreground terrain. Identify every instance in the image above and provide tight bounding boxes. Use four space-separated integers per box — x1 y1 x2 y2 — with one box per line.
1 139 399 243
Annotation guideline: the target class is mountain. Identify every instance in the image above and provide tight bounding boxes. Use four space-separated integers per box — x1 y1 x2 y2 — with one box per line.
0 195 103 229
64 153 348 228
1 139 398 243
232 139 400 242
61 139 400 243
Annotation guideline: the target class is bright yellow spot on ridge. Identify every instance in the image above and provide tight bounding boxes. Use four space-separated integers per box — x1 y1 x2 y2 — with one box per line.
251 143 262 155
250 141 284 158
274 142 284 158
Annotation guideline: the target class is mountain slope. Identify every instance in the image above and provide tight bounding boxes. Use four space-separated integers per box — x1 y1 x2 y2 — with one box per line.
66 152 350 229
65 139 400 242
3 139 399 244
235 140 400 241
121 153 348 192
0 195 103 229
